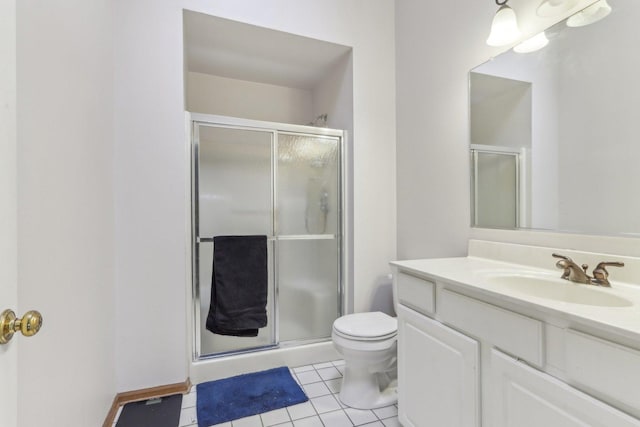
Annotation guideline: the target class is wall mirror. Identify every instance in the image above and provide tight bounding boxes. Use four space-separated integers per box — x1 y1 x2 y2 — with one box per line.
470 0 640 237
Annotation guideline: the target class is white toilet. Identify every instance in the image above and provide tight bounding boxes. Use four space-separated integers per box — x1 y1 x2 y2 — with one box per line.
331 279 398 409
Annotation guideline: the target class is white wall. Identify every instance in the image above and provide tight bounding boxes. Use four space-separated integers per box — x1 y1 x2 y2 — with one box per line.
312 53 354 132
396 0 489 259
395 0 594 259
528 61 560 230
114 0 396 392
470 74 531 150
113 0 188 393
16 0 116 425
187 72 313 124
556 0 640 235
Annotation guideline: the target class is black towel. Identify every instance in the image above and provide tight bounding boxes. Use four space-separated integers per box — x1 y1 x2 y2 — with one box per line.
206 235 268 337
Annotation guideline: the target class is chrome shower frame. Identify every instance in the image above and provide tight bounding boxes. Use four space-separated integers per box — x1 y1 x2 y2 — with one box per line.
188 113 347 361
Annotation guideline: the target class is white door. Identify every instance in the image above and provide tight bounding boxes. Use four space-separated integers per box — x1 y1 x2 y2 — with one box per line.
1 0 19 425
490 349 640 427
397 305 480 427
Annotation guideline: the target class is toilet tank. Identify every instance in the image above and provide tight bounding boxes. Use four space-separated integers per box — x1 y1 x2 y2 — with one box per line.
369 273 396 317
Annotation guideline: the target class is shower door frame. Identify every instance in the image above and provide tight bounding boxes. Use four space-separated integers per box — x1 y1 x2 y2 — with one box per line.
189 113 347 361
470 144 522 229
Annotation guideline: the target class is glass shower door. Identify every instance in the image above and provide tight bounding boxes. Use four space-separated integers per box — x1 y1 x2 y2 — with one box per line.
191 115 344 359
194 124 276 357
277 133 341 342
471 149 519 229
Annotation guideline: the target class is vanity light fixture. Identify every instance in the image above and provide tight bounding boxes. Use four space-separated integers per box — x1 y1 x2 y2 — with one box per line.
486 0 522 47
537 0 579 17
513 31 549 53
566 0 611 27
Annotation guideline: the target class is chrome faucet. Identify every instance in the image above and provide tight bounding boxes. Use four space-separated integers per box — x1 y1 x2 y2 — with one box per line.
552 253 624 287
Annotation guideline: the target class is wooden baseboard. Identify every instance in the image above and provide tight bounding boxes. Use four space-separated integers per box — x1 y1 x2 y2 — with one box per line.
102 378 192 427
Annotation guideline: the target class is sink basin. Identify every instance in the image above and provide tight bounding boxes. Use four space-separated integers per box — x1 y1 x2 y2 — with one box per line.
484 274 633 307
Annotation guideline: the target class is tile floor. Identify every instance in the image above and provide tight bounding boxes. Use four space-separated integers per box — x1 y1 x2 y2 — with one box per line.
113 360 400 427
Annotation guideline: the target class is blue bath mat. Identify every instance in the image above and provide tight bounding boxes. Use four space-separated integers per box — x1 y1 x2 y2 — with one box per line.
196 366 308 426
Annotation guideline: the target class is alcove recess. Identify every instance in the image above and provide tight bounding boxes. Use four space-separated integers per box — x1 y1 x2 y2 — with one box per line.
183 10 354 130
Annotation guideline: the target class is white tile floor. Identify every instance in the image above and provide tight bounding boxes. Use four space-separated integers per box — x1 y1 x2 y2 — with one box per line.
114 360 400 427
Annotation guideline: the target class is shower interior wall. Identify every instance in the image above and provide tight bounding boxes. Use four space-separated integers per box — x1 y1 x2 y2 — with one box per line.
185 58 353 130
187 72 316 126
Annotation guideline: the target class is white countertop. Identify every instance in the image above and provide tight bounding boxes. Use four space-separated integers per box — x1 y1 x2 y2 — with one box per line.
391 255 640 342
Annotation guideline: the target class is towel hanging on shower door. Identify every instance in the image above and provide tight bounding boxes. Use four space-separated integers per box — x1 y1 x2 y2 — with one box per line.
206 235 268 337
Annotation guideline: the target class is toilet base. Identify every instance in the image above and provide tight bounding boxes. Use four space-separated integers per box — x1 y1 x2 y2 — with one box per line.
338 363 398 409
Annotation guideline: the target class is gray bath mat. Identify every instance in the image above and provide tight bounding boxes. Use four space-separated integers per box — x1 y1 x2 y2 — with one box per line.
115 394 182 427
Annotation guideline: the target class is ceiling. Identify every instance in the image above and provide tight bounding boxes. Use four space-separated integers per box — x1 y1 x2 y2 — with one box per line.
183 11 351 90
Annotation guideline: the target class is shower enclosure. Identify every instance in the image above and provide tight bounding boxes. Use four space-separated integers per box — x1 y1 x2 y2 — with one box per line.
190 114 345 359
471 144 521 229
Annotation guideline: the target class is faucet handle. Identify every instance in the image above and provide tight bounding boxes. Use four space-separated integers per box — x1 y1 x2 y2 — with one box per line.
552 254 573 272
552 254 573 279
552 253 572 261
592 261 624 287
595 261 625 269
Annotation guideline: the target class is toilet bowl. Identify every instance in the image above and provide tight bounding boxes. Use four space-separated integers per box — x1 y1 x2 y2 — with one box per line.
331 311 398 409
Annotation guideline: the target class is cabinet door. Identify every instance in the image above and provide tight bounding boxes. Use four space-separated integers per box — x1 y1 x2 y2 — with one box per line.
397 305 480 427
490 349 640 427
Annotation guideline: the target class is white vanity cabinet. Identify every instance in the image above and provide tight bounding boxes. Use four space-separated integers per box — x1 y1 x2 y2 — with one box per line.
393 267 640 427
397 304 480 427
490 349 640 427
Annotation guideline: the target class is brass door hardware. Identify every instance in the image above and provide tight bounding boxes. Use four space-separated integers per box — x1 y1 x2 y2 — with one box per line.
0 309 43 344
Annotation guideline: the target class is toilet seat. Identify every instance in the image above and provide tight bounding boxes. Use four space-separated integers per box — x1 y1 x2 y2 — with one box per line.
332 312 397 341
332 330 397 352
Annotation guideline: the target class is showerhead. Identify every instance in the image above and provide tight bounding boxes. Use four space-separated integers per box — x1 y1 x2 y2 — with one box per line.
307 113 328 127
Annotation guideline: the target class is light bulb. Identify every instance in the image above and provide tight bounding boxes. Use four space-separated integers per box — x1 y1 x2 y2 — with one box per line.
487 5 522 47
514 32 549 53
567 0 612 27
537 0 579 17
